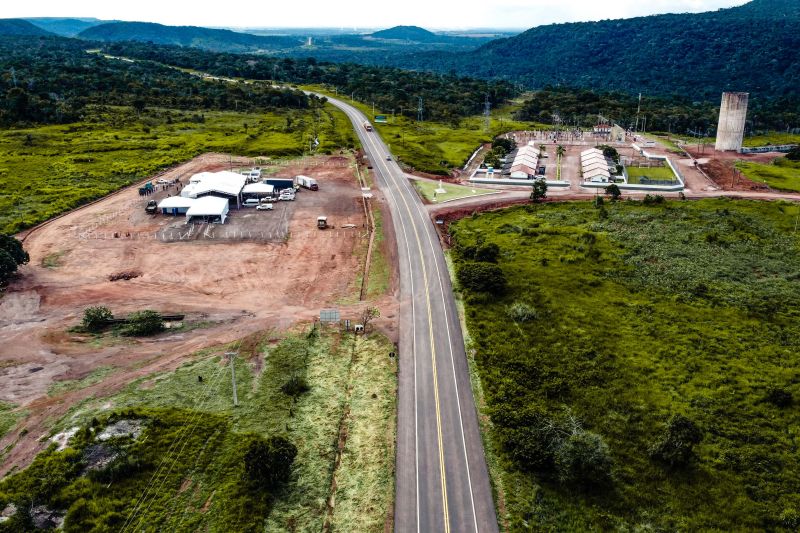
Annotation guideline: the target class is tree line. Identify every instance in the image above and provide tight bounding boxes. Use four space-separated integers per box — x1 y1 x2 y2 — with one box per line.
0 36 313 126
102 41 519 123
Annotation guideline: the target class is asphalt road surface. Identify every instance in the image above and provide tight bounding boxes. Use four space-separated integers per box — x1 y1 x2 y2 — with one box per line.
319 95 499 533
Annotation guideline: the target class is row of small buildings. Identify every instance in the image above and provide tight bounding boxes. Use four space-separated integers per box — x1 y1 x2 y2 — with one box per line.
580 148 614 183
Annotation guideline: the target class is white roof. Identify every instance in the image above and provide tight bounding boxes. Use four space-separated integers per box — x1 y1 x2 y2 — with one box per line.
158 196 195 209
185 171 246 198
243 183 275 195
581 156 608 168
186 196 230 217
583 161 611 173
581 148 604 158
584 168 611 179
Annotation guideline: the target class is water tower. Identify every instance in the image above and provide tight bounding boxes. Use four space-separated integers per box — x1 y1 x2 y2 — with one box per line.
715 92 749 152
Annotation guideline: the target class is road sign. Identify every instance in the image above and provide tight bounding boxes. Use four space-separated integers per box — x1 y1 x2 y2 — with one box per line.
374 115 387 123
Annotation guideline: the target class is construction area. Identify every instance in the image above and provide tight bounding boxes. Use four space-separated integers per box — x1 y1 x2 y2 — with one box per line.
0 151 397 475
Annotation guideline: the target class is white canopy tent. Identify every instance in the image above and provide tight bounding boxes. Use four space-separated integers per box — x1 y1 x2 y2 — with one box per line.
185 196 230 224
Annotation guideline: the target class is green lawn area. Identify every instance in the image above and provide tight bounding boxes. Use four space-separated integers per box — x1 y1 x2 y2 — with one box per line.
413 179 495 203
737 158 800 192
0 104 358 234
743 132 800 147
449 199 800 531
0 327 396 532
625 164 679 184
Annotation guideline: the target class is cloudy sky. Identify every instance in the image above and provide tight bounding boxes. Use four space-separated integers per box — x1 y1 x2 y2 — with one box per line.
8 0 750 29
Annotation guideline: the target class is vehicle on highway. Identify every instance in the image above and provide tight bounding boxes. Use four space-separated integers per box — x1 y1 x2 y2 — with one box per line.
386 155 391 161
363 121 373 131
256 203 273 211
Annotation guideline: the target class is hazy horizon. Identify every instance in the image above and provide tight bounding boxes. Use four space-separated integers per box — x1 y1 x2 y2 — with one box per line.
9 0 750 31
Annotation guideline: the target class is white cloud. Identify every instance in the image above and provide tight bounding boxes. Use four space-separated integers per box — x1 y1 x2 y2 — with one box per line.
5 0 750 29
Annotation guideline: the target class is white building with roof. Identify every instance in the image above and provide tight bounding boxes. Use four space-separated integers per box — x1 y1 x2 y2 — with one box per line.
158 196 195 216
242 183 275 198
186 196 230 224
181 171 246 208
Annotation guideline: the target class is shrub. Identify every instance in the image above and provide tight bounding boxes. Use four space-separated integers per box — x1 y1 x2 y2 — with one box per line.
786 146 800 161
605 183 622 200
507 302 538 322
122 310 164 336
475 243 500 263
243 435 297 490
456 262 507 294
0 234 29 265
649 414 703 468
765 387 793 408
642 194 665 206
555 430 613 487
281 376 310 398
82 306 114 333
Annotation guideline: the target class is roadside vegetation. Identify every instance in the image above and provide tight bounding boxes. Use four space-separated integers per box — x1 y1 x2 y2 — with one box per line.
0 326 397 532
449 199 800 530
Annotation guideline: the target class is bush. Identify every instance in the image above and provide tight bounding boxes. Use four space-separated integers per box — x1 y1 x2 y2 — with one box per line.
82 306 114 333
554 430 613 487
456 262 507 294
122 310 164 336
281 376 310 398
475 243 500 263
605 183 622 200
243 435 297 490
507 302 538 322
642 194 665 206
649 414 703 468
765 387 793 408
786 146 800 161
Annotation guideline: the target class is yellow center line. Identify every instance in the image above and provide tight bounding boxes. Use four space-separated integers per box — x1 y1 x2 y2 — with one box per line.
364 127 450 532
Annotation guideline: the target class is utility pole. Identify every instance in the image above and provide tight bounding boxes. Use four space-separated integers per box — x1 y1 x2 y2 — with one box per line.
634 92 642 133
225 352 239 407
417 97 423 123
372 101 375 118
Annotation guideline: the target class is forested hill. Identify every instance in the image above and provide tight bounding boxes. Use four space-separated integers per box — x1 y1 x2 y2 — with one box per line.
370 26 439 42
79 22 302 53
24 18 109 37
399 0 800 103
0 19 53 36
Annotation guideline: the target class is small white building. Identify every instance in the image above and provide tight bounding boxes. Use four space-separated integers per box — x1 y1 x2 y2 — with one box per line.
584 167 611 183
182 171 246 208
186 196 230 224
158 196 195 216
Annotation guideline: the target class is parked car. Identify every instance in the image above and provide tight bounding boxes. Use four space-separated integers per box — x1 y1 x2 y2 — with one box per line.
243 198 260 207
261 196 275 203
279 193 295 201
256 203 274 210
156 178 170 184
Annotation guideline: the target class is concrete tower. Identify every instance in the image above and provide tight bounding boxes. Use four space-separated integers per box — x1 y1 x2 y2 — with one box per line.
715 92 749 152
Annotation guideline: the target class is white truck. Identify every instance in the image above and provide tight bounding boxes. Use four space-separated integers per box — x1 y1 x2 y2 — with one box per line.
296 175 318 191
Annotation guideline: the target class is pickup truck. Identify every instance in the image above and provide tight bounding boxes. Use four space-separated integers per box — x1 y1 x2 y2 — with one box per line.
145 200 158 214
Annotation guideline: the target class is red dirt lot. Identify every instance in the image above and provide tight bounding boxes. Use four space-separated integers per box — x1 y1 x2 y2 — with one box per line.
0 152 397 475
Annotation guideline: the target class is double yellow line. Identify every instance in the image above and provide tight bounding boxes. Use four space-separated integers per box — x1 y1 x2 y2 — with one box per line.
367 130 451 532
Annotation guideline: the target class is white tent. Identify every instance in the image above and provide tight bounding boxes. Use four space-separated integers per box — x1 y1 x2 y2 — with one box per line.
186 196 230 224
242 183 275 196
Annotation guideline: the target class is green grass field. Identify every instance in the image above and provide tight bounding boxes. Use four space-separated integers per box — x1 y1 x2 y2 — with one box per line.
625 164 679 184
0 105 358 234
0 327 396 531
743 133 800 147
413 179 495 203
449 199 800 531
737 158 800 192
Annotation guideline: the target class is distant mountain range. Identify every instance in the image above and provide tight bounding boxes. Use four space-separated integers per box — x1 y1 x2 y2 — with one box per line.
2 0 798 104
0 19 53 36
24 17 110 37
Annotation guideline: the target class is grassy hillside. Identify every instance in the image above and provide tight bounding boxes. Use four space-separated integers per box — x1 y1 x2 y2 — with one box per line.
450 199 800 530
0 105 357 234
0 327 397 531
737 158 800 192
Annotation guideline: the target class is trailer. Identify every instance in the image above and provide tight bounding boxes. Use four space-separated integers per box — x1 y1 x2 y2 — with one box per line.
264 177 295 191
296 175 318 191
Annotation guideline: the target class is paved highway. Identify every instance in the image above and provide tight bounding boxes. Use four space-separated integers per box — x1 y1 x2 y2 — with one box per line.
319 95 499 533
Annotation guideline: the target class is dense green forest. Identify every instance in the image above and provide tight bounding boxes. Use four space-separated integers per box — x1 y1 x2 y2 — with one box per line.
514 88 800 136
0 36 313 126
391 0 800 111
101 41 519 122
451 199 800 530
